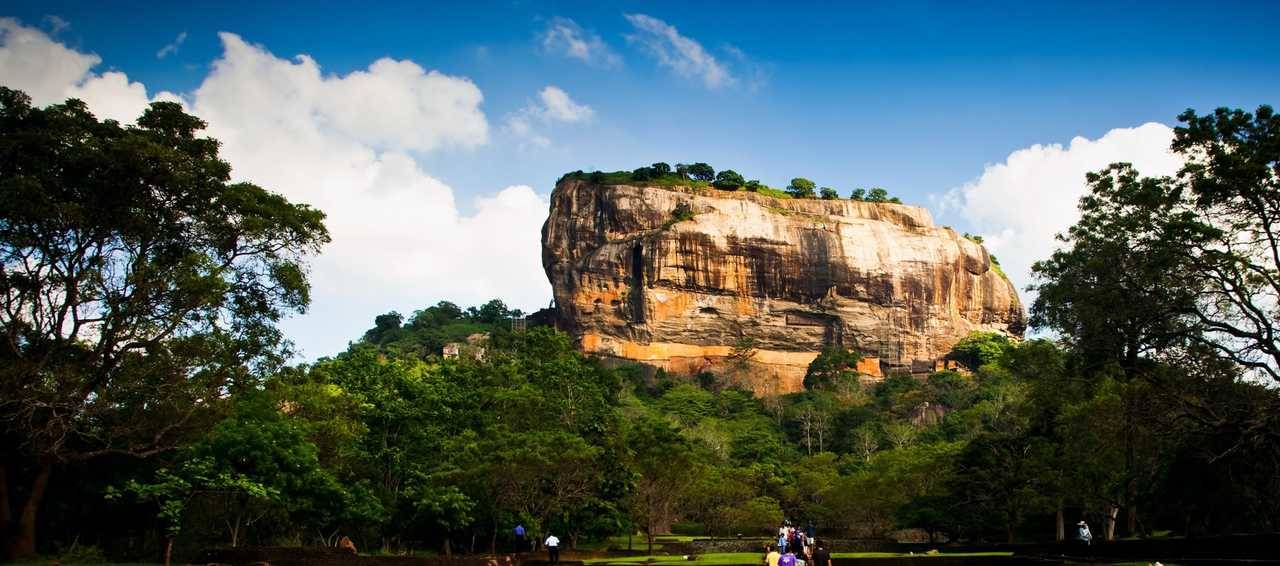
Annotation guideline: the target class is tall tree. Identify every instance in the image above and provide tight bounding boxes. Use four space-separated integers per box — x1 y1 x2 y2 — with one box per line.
0 89 328 559
1170 105 1280 380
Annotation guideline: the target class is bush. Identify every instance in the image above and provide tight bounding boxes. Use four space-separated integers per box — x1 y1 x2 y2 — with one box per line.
819 187 839 200
672 521 707 536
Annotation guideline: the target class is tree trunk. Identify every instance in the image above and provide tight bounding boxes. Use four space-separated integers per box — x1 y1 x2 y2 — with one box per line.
0 464 11 553
1105 505 1119 541
1055 507 1064 542
164 537 174 566
444 537 452 559
4 464 51 560
489 518 497 555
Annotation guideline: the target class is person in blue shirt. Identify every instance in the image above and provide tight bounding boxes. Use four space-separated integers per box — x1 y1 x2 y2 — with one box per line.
514 524 526 552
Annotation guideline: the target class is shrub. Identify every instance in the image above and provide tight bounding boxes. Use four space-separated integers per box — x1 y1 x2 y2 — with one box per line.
819 187 839 200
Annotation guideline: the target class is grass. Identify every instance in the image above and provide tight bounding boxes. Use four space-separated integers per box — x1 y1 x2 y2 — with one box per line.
587 551 1015 566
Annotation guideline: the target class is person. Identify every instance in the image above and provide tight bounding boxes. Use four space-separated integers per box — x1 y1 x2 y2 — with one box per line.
764 544 780 566
779 550 797 566
777 530 788 555
545 533 561 564
811 539 832 566
1076 521 1093 547
514 524 526 552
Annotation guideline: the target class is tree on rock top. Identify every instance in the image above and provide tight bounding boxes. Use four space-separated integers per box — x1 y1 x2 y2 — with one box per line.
786 177 817 198
713 169 746 189
687 162 715 182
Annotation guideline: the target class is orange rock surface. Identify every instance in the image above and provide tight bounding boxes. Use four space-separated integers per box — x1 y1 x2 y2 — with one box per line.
541 180 1023 392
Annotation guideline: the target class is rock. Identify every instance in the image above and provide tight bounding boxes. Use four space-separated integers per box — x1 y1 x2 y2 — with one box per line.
541 180 1024 392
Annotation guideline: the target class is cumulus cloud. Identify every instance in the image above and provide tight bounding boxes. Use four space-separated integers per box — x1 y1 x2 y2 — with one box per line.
0 17 174 123
938 123 1184 297
541 17 621 68
504 85 593 148
624 13 736 89
0 21 554 358
156 31 187 59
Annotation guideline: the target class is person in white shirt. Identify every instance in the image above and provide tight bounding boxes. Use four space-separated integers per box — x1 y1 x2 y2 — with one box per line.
545 534 561 564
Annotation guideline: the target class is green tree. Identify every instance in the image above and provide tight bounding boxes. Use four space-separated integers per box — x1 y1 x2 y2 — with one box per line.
650 162 672 176
819 187 839 200
804 347 864 391
744 179 763 192
850 188 867 201
1169 105 1280 380
713 169 746 190
866 187 889 202
0 89 328 559
626 418 697 552
786 178 817 198
949 332 1014 370
687 163 715 182
632 166 656 182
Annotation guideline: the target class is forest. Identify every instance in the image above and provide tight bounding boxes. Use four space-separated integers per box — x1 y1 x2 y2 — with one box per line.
1 86 1278 563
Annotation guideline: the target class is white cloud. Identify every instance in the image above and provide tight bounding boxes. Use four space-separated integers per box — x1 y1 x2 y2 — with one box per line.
538 85 593 122
0 17 172 123
156 31 187 59
0 21 554 359
541 17 621 68
624 13 735 89
504 85 593 148
938 123 1184 298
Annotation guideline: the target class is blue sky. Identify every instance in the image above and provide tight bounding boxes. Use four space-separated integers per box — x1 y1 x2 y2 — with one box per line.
3 1 1278 357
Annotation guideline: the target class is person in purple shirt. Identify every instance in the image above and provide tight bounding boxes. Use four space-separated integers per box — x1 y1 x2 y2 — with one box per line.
779 551 797 566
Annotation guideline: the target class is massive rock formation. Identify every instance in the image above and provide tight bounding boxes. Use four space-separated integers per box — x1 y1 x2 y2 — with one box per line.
541 180 1024 392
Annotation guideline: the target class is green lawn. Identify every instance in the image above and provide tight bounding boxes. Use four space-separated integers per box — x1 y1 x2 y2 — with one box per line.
587 551 1014 566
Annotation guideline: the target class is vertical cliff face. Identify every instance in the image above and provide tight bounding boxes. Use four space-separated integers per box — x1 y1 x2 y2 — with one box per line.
541 180 1024 391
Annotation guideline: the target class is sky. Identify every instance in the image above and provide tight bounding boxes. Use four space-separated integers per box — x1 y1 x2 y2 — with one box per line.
2 1 1278 359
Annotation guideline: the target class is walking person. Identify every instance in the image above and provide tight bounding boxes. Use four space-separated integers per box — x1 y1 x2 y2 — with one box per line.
811 539 832 566
545 533 561 564
764 544 780 566
514 524 526 552
779 548 797 566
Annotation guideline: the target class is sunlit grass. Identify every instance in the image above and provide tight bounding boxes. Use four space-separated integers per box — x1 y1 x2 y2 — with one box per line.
587 550 1015 565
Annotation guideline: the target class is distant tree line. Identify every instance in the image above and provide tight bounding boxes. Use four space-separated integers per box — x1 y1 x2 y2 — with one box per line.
559 163 903 203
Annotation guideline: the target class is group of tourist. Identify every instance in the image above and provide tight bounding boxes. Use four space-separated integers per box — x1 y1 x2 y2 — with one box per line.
766 523 831 566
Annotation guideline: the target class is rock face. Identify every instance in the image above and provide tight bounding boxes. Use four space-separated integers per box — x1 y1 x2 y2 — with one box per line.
541 180 1024 392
